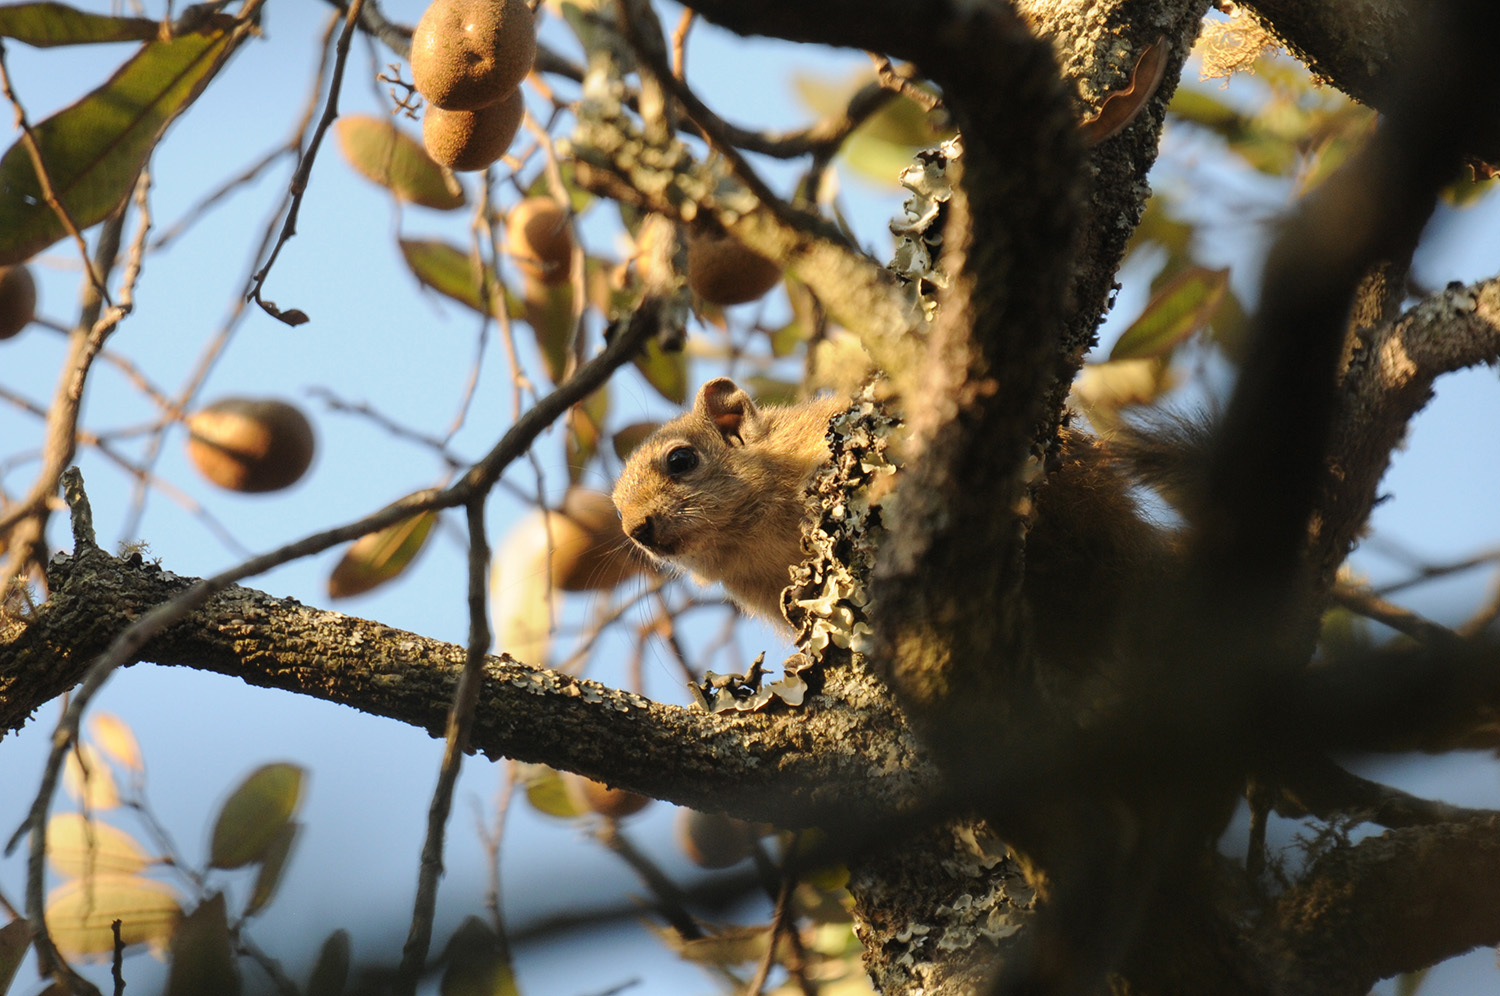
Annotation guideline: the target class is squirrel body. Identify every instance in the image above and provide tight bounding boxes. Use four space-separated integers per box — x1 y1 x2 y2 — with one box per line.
614 379 1173 646
612 379 847 623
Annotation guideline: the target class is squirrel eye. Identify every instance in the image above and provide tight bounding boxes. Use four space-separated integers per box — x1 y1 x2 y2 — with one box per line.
665 446 699 476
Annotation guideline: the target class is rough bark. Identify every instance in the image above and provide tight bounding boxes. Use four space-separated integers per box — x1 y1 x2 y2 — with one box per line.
2 544 927 830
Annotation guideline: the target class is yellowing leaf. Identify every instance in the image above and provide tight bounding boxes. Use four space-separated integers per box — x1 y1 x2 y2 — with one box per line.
328 507 438 598
209 763 306 869
166 893 240 996
89 712 143 771
46 874 181 959
650 922 779 966
1110 266 1229 361
336 116 464 211
47 813 152 878
1069 357 1172 430
0 23 246 266
306 929 351 996
63 744 119 811
490 528 556 667
0 2 159 46
520 766 582 820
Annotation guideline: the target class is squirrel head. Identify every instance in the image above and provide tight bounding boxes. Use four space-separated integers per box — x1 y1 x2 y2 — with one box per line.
611 378 769 576
610 378 841 622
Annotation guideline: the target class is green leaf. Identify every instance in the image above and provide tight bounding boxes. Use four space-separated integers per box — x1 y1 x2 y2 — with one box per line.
0 2 160 46
792 71 949 185
632 336 687 404
306 929 351 996
1167 87 1243 135
209 762 306 869
0 918 29 996
335 115 464 211
166 893 240 996
0 23 245 266
400 238 507 316
328 507 438 598
1110 266 1228 361
521 766 582 820
520 280 575 384
440 917 520 996
243 822 300 918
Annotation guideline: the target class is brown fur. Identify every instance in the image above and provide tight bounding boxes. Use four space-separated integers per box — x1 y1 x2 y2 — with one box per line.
612 379 846 625
614 380 1176 652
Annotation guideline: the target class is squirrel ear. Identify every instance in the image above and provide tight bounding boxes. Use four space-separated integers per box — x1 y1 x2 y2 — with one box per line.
695 378 757 444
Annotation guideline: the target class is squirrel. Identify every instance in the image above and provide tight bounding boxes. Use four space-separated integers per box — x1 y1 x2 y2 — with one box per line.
612 378 847 624
613 378 1188 654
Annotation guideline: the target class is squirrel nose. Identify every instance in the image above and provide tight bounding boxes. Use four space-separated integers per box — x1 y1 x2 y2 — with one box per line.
629 516 657 550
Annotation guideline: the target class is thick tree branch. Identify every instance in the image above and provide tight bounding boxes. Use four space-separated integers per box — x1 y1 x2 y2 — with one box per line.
1261 817 1500 996
1272 754 1498 830
1316 276 1500 580
0 546 923 830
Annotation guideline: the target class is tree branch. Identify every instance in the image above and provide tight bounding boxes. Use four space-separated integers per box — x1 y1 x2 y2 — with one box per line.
1316 276 1500 580
1 547 923 830
1261 817 1500 996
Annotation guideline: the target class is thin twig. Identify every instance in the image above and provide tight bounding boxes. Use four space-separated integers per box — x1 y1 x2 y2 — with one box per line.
237 933 301 996
476 764 519 943
151 145 298 251
1457 566 1500 639
397 491 494 990
868 52 943 113
0 200 128 590
119 12 345 543
671 8 694 79
596 821 705 941
1331 582 1462 648
248 0 367 323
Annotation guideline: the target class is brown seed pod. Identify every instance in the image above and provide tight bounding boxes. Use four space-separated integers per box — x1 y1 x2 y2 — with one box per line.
0 264 38 341
686 230 782 306
186 398 315 494
422 88 525 172
563 773 651 820
676 809 758 869
506 197 574 286
546 489 640 592
410 0 536 111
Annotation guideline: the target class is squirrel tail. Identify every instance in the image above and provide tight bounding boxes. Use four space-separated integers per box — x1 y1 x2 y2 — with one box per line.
1107 409 1217 518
